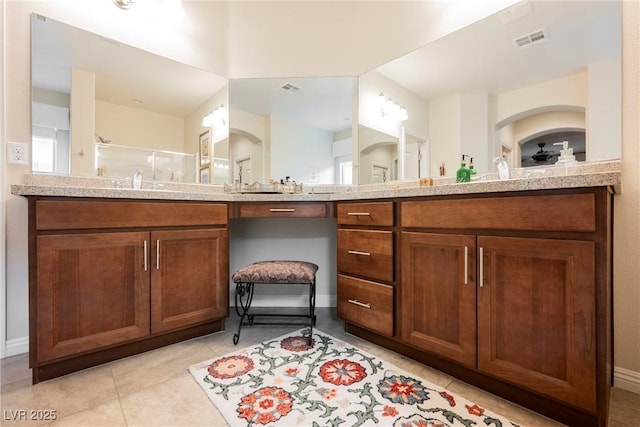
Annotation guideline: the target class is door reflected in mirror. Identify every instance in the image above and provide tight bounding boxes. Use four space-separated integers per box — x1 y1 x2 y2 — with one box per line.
229 77 356 186
31 14 228 183
358 125 398 185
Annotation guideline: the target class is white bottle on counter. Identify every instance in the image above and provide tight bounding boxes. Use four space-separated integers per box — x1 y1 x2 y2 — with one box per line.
494 156 510 180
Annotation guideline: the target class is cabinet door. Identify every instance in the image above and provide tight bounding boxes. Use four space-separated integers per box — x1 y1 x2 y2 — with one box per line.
150 229 228 333
36 232 150 363
401 232 477 367
477 236 596 411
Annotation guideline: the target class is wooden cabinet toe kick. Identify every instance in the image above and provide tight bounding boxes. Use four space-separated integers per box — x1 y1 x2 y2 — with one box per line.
31 320 224 383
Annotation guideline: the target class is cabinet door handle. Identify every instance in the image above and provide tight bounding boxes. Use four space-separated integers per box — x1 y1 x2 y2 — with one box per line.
348 299 371 309
464 246 469 285
347 212 370 216
348 250 371 256
479 246 484 288
269 208 295 212
156 240 160 270
143 240 148 271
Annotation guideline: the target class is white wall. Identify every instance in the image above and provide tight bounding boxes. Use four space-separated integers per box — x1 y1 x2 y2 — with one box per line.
613 0 640 389
70 68 95 177
270 115 334 184
96 101 185 152
495 72 588 126
429 94 461 178
588 57 622 161
0 0 5 358
460 92 490 173
229 218 336 308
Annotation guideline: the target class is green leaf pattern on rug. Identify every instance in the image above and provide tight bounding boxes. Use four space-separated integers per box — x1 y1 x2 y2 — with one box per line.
190 330 521 427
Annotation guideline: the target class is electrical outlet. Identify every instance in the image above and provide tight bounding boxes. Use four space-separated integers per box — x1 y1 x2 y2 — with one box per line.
8 142 29 165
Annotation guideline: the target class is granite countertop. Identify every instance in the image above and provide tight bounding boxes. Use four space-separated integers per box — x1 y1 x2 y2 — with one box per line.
10 160 622 202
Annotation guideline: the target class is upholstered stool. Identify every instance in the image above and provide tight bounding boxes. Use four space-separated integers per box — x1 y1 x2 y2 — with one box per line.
232 260 318 345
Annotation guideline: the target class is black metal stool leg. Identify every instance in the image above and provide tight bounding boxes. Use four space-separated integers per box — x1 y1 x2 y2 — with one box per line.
233 282 254 345
305 278 316 345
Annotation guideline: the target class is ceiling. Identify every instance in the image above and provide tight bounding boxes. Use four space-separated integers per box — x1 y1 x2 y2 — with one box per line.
377 1 620 100
229 77 355 134
31 14 228 118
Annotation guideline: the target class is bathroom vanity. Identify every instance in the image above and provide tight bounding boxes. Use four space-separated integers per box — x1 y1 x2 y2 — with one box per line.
11 162 620 427
27 198 229 382
337 187 612 427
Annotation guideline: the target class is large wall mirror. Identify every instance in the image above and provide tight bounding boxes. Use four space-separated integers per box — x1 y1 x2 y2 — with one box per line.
358 0 621 182
31 14 228 183
227 77 355 186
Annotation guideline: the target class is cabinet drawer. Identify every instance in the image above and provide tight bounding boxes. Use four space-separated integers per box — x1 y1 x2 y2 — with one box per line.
337 202 394 226
337 229 393 282
237 203 328 218
401 193 596 232
36 200 228 230
337 274 393 337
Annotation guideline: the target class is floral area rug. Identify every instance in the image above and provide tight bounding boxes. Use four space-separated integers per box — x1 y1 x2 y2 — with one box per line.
189 329 520 427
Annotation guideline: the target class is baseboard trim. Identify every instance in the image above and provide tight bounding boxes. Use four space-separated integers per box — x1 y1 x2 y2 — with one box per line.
614 366 640 394
5 336 29 357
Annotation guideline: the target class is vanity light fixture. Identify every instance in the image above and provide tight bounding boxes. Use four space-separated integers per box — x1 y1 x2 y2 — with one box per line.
377 92 408 121
113 0 135 10
202 104 227 128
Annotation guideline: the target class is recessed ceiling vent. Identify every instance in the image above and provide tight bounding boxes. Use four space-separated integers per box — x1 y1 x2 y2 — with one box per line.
281 83 301 93
514 28 549 49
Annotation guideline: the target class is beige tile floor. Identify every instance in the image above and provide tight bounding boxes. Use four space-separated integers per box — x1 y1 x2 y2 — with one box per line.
1 308 638 426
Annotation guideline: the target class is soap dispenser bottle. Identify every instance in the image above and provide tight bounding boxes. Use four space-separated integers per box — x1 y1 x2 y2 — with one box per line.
456 155 471 183
469 157 477 175
494 155 510 180
553 141 577 166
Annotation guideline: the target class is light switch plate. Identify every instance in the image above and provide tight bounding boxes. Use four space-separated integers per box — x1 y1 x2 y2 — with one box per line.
8 142 29 165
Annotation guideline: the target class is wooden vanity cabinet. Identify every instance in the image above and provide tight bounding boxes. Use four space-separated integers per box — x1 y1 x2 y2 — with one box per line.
343 188 612 427
336 202 395 337
29 198 229 383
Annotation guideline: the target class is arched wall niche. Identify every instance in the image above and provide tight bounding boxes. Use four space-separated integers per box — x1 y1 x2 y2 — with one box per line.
496 106 586 168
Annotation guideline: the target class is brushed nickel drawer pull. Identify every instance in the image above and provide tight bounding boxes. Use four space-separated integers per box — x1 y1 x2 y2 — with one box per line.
347 212 371 216
269 208 295 212
348 250 371 256
156 240 160 270
348 299 371 309
464 246 468 285
143 240 148 271
479 246 484 288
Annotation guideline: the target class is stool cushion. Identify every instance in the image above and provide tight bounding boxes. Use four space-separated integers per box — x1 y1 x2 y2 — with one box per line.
232 261 319 285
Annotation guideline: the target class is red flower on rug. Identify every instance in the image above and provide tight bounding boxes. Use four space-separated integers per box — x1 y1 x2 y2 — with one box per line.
465 403 485 416
280 335 315 352
236 386 293 425
377 374 429 405
207 355 254 379
319 358 367 386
